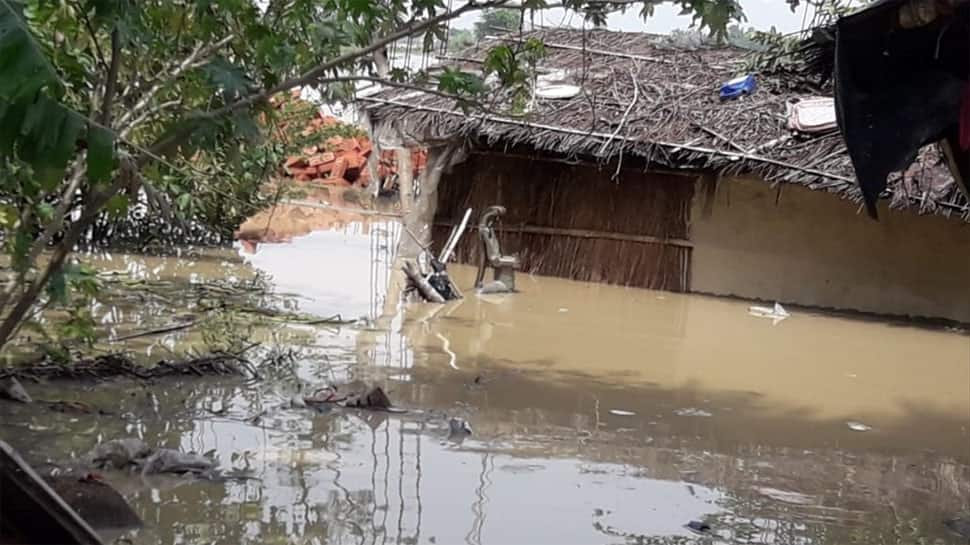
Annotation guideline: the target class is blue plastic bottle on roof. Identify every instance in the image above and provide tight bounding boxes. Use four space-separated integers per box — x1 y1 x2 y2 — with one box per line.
719 74 756 100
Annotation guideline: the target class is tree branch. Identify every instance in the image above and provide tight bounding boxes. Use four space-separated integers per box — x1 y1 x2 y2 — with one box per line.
75 0 108 71
0 165 131 348
116 35 235 130
119 99 181 139
158 0 516 140
99 27 121 126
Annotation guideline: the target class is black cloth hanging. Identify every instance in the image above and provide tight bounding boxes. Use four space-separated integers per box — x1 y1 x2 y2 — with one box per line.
833 0 969 217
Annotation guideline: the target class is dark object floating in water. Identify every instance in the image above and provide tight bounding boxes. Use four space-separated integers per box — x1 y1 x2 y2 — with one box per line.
944 517 970 539
0 376 32 403
85 439 217 477
345 386 393 411
448 418 473 437
0 439 105 544
86 438 152 470
686 520 711 534
304 385 404 413
140 449 216 476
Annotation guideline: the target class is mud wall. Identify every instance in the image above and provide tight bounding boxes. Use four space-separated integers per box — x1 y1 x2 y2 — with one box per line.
690 176 970 323
433 152 695 291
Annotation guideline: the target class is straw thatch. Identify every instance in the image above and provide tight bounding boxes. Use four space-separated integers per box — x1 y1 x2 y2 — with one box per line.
363 28 968 220
431 152 694 291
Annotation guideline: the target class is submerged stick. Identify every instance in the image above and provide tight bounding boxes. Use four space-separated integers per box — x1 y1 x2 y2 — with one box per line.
110 321 198 343
439 207 472 264
402 261 446 303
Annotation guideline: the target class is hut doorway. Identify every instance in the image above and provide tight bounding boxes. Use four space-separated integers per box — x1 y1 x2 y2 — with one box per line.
432 152 695 292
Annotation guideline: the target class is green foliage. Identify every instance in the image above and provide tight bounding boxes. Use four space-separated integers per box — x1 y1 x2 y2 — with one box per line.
437 67 486 102
447 28 475 52
43 263 100 347
741 0 854 74
482 38 546 112
474 8 521 39
200 306 255 354
87 125 115 185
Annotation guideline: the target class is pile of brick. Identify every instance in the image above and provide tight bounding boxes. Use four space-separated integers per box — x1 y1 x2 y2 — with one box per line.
284 128 373 187
279 109 427 189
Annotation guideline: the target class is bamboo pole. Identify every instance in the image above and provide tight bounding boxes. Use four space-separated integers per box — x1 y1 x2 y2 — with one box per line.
435 222 694 248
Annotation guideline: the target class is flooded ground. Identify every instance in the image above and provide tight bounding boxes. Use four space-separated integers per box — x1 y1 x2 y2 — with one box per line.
2 212 968 545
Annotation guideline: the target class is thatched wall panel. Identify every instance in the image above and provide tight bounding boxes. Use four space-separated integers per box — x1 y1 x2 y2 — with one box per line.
438 154 694 238
434 153 693 291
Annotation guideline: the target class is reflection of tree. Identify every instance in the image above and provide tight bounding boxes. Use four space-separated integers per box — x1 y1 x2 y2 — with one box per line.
465 452 493 545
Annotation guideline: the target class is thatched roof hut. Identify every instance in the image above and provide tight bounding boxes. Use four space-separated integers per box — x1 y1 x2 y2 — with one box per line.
364 28 967 219
363 28 970 323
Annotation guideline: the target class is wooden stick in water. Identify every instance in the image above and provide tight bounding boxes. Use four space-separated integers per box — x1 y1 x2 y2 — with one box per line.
402 261 446 303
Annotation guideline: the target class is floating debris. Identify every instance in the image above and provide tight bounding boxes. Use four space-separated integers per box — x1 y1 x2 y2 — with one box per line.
686 520 711 534
748 302 790 325
674 408 713 417
847 421 873 432
87 438 152 470
609 409 636 416
141 449 216 476
448 418 473 437
0 377 32 404
345 386 393 411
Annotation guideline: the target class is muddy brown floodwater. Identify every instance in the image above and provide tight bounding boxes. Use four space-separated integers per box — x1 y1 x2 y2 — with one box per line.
2 214 969 545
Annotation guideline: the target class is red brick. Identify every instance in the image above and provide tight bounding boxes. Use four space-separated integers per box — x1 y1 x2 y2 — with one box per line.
330 157 348 180
285 156 307 168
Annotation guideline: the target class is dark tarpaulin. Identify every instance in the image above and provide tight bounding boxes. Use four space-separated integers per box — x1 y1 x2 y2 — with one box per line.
834 0 969 218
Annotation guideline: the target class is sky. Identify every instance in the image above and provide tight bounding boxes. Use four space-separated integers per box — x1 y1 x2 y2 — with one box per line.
452 0 817 34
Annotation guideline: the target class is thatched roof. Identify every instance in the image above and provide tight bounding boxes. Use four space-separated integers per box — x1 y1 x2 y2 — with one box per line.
362 28 969 220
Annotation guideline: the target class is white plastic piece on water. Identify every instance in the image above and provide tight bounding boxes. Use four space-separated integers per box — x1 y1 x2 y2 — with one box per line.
609 409 636 416
847 421 872 432
558 308 569 313
674 408 713 417
748 302 790 325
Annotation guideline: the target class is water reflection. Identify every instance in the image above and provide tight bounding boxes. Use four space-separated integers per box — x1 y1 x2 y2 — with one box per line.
1 216 968 545
238 221 400 321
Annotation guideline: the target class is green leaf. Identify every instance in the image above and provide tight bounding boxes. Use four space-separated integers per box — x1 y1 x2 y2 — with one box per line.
176 192 192 211
87 123 114 184
0 99 26 155
12 96 83 190
57 307 97 345
0 1 61 100
34 100 83 189
0 204 17 228
203 57 253 101
104 193 128 218
47 268 67 304
437 67 485 98
36 202 54 221
63 263 99 298
230 112 260 142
